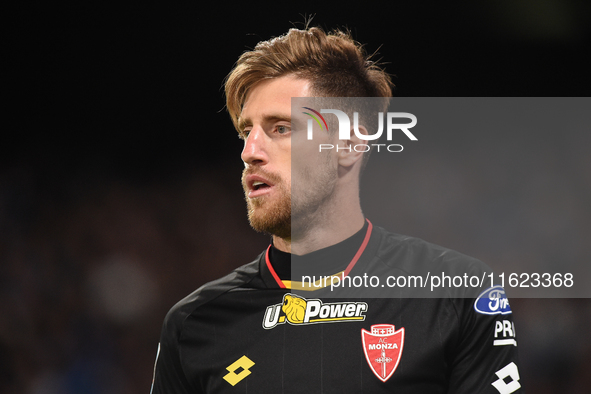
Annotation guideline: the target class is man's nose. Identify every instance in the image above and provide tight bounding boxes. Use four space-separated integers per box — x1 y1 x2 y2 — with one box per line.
241 127 268 165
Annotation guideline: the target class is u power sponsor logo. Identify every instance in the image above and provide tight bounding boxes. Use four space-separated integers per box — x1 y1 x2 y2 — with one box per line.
474 286 512 315
262 293 368 330
303 107 417 153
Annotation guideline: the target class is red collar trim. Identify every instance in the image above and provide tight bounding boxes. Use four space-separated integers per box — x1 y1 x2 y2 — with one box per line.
341 219 373 279
265 219 373 288
265 245 286 288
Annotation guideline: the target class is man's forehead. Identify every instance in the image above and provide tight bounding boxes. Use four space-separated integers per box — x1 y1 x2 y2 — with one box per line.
237 76 312 130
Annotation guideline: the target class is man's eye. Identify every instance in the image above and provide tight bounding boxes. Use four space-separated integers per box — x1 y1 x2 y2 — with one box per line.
277 125 290 134
239 129 251 139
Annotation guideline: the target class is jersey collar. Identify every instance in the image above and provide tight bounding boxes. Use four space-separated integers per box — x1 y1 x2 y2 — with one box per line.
261 219 374 290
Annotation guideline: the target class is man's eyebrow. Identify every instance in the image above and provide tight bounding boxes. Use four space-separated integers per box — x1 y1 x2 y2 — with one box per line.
237 113 292 132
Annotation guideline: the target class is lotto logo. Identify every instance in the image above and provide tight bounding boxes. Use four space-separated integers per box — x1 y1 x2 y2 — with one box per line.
492 362 521 394
223 355 255 386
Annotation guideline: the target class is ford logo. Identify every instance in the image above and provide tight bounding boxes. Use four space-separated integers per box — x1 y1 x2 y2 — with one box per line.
474 286 512 315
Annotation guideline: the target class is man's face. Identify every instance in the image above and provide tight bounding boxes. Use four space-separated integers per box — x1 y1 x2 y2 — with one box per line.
239 76 338 239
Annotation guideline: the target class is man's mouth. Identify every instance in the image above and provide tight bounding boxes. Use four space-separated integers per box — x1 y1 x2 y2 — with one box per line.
252 180 270 191
245 174 276 198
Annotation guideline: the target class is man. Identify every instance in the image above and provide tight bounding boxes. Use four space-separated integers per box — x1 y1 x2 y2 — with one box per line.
151 26 522 393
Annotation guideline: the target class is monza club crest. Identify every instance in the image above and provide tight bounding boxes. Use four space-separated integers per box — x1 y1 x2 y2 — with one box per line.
361 324 404 382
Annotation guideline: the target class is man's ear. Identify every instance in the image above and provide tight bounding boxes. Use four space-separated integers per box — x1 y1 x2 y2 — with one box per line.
336 125 368 167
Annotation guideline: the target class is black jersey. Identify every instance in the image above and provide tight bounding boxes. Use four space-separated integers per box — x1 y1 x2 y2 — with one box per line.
151 222 522 393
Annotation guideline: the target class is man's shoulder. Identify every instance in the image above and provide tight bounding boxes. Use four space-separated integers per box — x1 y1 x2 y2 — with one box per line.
360 225 495 299
162 253 264 330
373 225 491 275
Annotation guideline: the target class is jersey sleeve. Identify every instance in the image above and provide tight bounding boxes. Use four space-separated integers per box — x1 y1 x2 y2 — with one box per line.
447 291 523 394
150 307 196 394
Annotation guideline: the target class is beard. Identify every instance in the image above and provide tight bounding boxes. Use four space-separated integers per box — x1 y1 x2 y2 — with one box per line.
242 168 291 239
242 154 337 240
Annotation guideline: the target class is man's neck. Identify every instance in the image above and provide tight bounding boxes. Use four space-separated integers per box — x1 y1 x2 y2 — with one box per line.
272 210 365 255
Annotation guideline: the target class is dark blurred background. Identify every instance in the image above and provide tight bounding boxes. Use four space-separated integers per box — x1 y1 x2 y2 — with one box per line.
2 1 590 393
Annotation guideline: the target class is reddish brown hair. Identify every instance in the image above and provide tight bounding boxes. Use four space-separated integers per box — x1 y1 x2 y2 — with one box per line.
225 27 393 131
